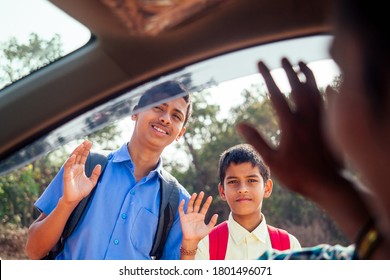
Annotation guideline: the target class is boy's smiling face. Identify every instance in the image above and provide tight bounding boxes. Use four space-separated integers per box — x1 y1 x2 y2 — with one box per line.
218 162 273 221
131 96 188 151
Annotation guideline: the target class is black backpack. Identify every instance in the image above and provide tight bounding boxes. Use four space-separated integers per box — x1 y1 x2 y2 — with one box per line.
43 152 180 260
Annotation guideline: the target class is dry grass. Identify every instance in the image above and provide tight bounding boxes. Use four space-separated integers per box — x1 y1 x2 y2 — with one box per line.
284 220 349 247
0 219 348 259
0 224 28 260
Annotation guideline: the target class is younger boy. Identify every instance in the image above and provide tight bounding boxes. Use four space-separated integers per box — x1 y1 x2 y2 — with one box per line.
179 144 301 259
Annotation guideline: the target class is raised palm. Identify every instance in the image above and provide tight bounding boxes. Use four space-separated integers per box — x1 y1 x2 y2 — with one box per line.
238 58 343 194
179 192 218 242
63 140 101 205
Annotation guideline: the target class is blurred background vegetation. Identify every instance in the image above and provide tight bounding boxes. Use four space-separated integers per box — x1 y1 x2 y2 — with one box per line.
0 33 348 260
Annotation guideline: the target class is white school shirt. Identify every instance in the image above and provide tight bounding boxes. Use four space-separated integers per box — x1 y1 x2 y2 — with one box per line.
195 213 301 260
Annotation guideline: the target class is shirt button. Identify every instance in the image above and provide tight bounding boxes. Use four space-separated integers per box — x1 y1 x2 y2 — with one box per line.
130 190 135 195
121 213 127 219
114 239 119 245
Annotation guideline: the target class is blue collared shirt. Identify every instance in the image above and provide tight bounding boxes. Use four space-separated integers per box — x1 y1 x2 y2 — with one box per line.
35 143 190 259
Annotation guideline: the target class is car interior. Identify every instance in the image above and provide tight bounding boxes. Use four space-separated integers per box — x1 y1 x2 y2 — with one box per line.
0 0 343 259
0 0 335 166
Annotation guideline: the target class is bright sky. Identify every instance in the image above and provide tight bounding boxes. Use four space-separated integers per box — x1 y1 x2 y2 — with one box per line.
0 0 91 53
208 59 339 119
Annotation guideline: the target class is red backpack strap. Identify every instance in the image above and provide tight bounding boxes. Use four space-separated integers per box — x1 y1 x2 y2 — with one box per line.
209 221 228 260
267 225 291 250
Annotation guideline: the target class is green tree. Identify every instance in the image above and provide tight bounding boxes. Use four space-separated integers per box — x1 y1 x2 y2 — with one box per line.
0 33 65 227
0 32 63 89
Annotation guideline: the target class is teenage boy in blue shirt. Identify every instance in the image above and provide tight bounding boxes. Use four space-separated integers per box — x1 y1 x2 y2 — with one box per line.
25 81 192 260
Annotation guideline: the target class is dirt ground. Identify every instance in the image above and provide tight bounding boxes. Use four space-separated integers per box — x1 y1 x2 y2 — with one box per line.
0 225 28 260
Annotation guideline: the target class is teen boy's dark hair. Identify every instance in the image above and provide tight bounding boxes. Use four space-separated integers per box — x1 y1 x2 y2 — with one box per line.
134 80 193 126
218 144 270 185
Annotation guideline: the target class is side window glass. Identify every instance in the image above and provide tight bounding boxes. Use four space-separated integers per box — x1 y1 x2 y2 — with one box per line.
0 35 346 260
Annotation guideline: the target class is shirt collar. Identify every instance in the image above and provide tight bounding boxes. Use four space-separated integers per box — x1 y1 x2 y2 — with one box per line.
228 212 268 245
111 143 132 163
111 143 164 180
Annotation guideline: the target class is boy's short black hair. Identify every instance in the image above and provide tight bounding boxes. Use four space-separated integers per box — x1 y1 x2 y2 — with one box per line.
134 80 192 126
218 144 270 186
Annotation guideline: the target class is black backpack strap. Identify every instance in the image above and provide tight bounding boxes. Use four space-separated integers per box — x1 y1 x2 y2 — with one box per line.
44 152 108 259
62 152 108 239
149 169 180 260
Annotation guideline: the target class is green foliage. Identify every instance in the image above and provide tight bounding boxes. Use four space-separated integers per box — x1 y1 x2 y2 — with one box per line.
0 157 60 227
0 32 63 89
0 33 65 227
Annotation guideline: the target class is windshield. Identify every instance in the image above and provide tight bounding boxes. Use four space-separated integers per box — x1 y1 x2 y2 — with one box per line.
0 0 91 90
